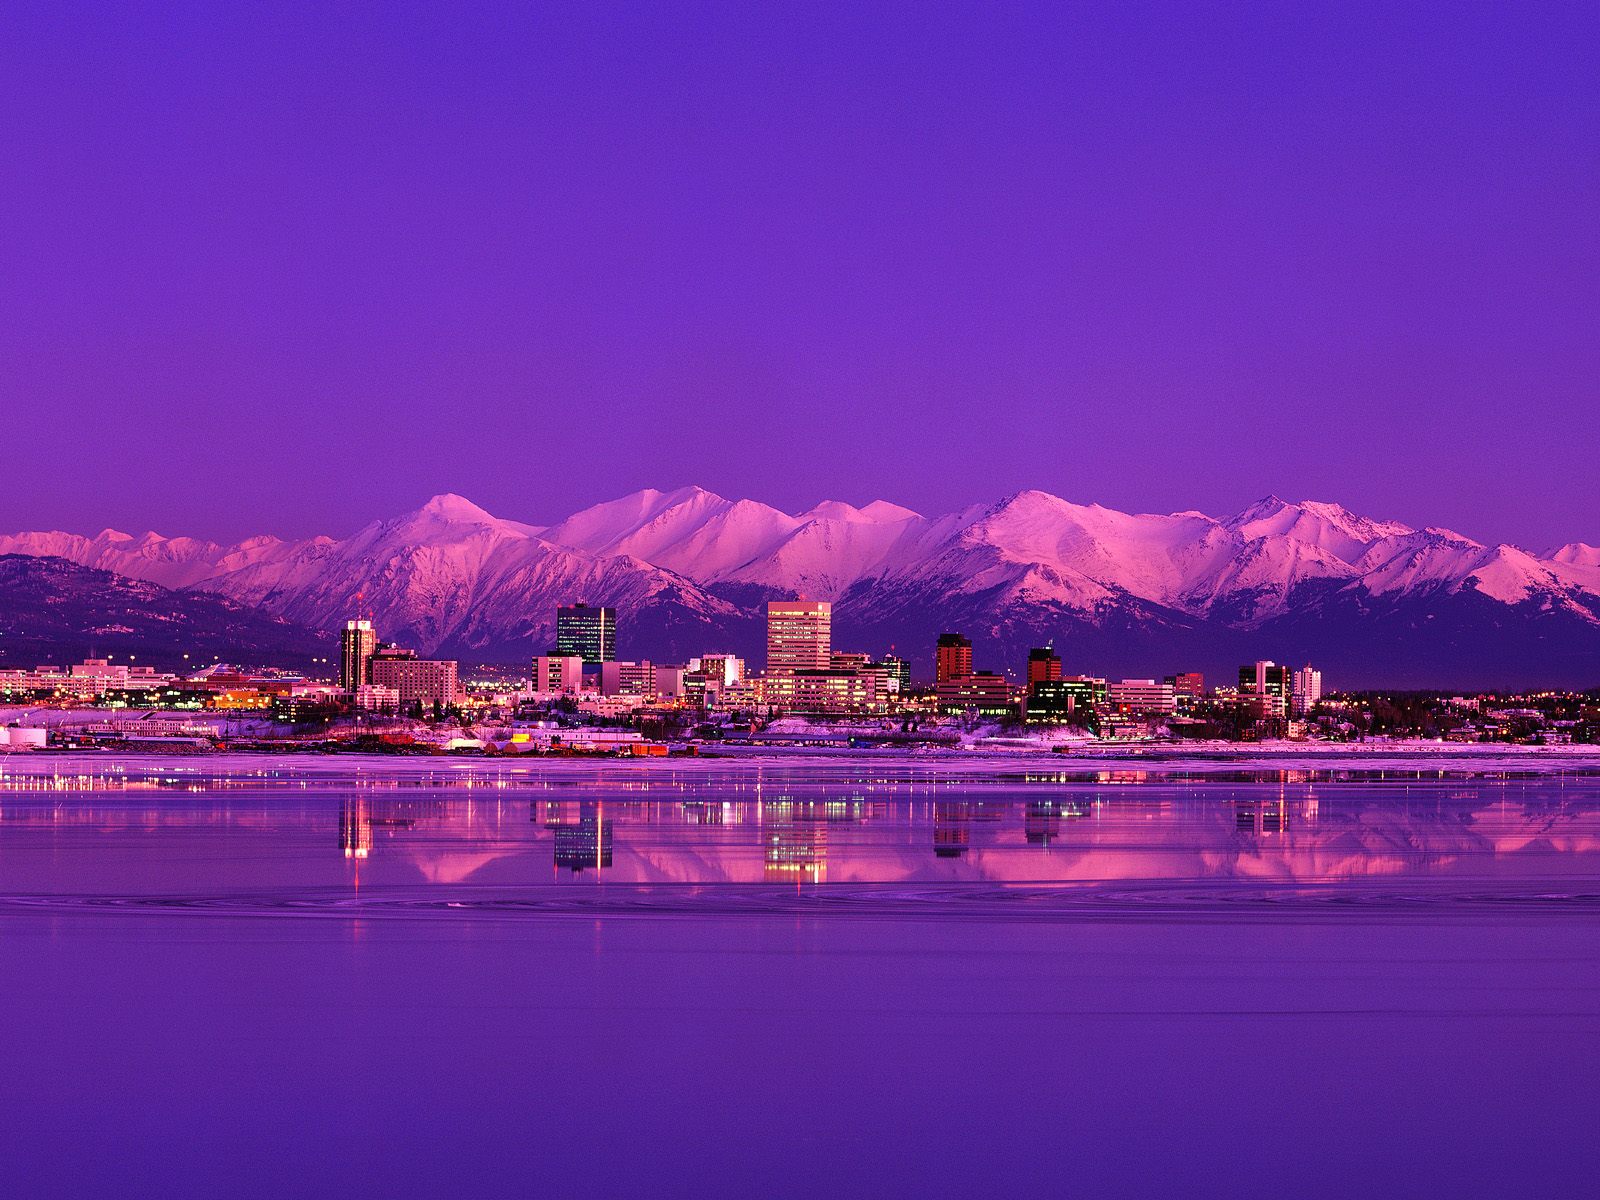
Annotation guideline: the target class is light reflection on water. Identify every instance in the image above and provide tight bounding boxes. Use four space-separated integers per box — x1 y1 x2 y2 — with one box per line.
0 756 1596 912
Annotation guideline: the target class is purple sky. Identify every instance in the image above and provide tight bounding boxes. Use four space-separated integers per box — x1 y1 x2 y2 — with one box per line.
2 2 1595 548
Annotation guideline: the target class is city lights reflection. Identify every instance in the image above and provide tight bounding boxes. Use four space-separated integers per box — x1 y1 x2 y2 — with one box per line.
0 758 1595 903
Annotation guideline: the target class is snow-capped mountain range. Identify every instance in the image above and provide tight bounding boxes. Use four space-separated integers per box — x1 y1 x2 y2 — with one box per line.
4 487 1600 686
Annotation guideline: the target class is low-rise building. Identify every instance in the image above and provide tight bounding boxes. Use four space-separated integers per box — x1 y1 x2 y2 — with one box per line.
1164 672 1205 706
600 661 657 697
935 671 1015 715
576 694 648 720
653 665 686 700
533 654 585 695
1107 679 1176 715
1025 676 1106 723
763 668 887 714
354 684 401 713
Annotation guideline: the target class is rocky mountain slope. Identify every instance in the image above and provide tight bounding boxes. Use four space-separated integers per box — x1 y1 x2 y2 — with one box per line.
0 556 330 669
4 489 1599 685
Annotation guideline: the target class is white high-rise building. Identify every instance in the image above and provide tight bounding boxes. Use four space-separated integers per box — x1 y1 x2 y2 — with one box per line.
1291 665 1323 715
765 600 831 675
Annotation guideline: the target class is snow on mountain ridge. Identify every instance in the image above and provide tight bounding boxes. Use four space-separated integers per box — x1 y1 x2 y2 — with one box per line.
414 493 499 524
188 494 739 655
542 486 736 558
0 528 233 588
1552 543 1600 568
950 491 1231 608
856 500 923 522
2 490 1596 654
1226 496 1413 564
1297 500 1414 541
545 488 937 598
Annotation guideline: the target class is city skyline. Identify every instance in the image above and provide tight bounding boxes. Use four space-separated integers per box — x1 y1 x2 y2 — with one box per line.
0 574 1330 725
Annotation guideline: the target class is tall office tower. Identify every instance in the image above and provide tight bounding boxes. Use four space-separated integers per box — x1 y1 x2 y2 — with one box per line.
555 603 616 667
766 600 832 674
1026 647 1063 689
1291 664 1323 715
1240 660 1292 717
882 654 912 693
339 619 377 693
935 633 973 685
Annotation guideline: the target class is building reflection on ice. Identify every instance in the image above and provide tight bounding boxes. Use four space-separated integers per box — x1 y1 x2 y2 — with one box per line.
243 774 1600 890
13 757 1596 900
340 797 371 859
762 799 828 883
933 800 971 858
550 802 612 873
932 800 1008 858
339 795 453 859
1233 798 1290 835
1023 798 1086 846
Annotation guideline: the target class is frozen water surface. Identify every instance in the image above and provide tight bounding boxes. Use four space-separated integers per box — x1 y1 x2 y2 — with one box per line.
1 751 1597 1199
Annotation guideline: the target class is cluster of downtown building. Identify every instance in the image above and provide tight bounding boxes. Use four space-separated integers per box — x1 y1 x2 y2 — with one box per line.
337 598 1326 734
22 600 1600 748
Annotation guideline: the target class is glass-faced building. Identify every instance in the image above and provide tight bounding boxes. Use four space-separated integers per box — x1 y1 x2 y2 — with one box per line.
339 619 376 693
555 604 616 667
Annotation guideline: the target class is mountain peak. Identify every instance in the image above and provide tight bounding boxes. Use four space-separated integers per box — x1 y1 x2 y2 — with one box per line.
1224 495 1294 529
987 489 1071 516
415 494 497 523
1225 496 1413 549
1551 542 1600 566
542 486 737 556
860 500 922 521
615 485 727 511
800 499 921 524
1298 500 1413 541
